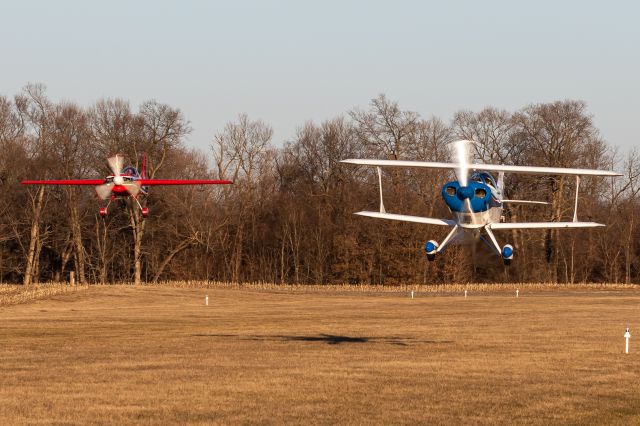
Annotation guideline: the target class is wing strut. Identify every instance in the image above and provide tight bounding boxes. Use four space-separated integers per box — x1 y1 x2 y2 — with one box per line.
573 175 580 222
377 166 386 213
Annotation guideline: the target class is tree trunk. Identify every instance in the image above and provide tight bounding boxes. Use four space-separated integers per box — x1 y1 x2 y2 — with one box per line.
23 186 46 286
288 220 301 284
56 238 73 282
33 226 47 285
69 200 86 284
232 224 244 283
95 217 108 284
129 205 147 285
625 209 634 284
280 228 287 284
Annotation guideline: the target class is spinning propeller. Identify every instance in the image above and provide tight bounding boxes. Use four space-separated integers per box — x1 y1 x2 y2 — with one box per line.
451 140 478 222
95 154 141 200
453 140 472 187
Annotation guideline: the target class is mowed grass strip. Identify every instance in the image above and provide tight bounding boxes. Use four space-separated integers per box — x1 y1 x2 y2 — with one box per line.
1 285 639 424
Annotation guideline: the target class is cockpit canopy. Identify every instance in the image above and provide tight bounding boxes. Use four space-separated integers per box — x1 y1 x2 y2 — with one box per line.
120 166 140 178
470 171 496 188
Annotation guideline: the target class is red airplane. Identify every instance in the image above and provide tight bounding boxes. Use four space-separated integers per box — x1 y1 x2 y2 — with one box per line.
21 154 232 218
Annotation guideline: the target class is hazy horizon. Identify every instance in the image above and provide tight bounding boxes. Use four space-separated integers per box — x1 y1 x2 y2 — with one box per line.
2 0 638 152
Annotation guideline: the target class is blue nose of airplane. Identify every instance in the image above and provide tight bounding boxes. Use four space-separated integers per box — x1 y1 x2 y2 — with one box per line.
441 181 492 213
457 186 474 200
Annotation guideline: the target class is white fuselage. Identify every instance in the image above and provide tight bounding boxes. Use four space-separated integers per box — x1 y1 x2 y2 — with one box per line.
453 206 503 229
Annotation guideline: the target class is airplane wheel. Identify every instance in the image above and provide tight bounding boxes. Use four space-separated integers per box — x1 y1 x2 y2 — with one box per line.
501 244 513 266
99 207 107 217
141 207 149 218
425 240 438 262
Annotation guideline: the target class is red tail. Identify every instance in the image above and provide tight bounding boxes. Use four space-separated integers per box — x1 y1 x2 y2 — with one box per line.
141 153 147 179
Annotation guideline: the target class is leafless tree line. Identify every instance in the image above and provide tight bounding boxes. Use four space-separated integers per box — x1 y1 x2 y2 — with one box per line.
1 86 638 285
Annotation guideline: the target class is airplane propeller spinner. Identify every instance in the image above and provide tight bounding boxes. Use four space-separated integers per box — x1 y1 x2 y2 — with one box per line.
94 155 142 200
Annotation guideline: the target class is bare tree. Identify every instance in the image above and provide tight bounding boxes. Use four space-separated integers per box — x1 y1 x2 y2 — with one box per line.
18 84 55 285
0 86 637 286
349 94 419 159
512 100 608 281
452 107 516 164
212 114 274 282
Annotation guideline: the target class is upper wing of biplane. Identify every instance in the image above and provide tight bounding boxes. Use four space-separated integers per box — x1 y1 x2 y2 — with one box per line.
340 159 622 177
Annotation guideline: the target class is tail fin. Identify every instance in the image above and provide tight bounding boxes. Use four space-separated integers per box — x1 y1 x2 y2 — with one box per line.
141 153 147 179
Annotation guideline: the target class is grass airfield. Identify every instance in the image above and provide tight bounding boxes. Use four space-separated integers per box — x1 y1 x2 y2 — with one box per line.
1 285 640 425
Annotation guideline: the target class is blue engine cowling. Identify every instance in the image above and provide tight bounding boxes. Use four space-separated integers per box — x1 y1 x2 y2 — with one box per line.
441 181 492 213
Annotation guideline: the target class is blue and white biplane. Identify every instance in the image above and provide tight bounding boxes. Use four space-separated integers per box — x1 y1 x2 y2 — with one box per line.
342 140 621 265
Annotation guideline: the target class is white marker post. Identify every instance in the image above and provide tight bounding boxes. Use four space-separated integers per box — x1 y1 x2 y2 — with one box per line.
464 289 467 298
624 327 631 354
516 289 519 298
411 291 414 299
205 295 209 306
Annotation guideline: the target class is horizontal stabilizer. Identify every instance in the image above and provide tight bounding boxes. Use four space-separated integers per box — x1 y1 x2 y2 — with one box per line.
490 222 604 230
501 199 551 205
355 211 455 226
341 159 621 177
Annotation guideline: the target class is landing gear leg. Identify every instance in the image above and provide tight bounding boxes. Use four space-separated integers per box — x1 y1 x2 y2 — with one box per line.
483 226 514 265
132 196 148 219
424 225 462 261
483 226 502 256
437 225 461 254
99 196 115 218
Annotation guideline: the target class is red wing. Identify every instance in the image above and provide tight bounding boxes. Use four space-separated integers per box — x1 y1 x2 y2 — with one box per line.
138 179 233 185
22 179 106 185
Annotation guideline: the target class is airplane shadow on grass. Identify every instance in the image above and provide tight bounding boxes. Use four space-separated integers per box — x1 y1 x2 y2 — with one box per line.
192 333 453 346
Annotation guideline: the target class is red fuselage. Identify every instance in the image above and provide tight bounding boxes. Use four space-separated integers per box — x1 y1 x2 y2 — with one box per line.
111 184 132 196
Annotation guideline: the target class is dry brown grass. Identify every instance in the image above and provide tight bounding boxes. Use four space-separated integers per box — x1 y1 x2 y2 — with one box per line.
1 284 640 424
0 283 88 307
131 279 637 293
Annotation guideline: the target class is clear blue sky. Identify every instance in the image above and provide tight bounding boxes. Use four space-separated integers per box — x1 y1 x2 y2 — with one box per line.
1 0 638 151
